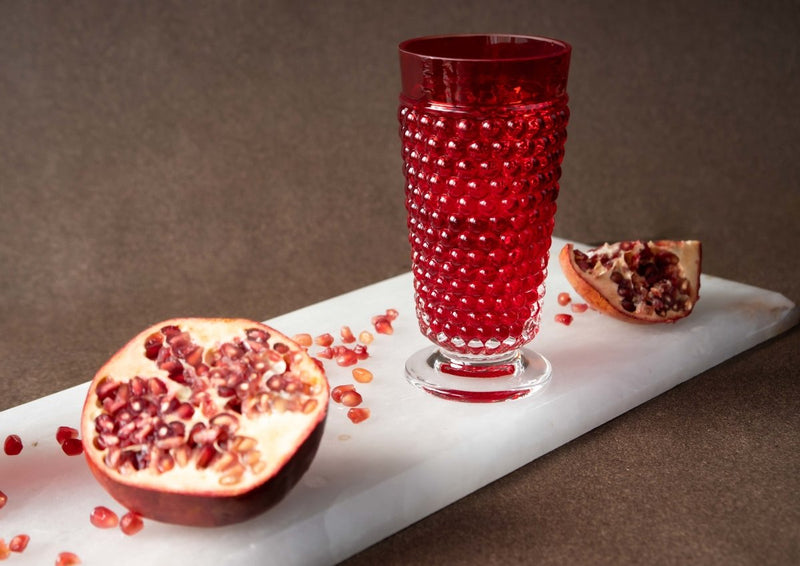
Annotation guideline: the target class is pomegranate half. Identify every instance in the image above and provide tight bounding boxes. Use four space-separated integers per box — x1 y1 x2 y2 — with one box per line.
80 318 329 527
559 240 702 324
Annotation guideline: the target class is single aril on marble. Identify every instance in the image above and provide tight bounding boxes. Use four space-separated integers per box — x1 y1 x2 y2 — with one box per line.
80 318 329 527
559 240 702 324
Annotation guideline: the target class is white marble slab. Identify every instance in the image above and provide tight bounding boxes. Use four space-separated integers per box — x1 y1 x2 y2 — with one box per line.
1 237 797 565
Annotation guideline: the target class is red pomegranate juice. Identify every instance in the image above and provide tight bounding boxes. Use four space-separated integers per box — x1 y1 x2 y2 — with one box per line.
399 35 571 358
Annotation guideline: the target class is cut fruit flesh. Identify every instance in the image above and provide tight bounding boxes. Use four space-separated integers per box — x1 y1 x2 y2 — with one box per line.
80 318 329 527
559 240 702 324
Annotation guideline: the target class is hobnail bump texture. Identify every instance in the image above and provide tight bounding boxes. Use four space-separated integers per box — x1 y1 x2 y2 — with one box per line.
400 100 569 356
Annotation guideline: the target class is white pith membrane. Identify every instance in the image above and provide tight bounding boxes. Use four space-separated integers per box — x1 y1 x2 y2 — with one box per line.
571 240 701 321
81 318 328 496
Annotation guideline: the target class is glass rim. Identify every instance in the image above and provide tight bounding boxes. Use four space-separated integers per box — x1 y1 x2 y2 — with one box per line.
398 33 571 63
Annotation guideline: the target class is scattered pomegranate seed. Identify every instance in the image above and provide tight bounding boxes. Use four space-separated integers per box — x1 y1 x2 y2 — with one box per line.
61 437 84 456
120 511 144 535
0 490 7 509
557 292 572 306
56 426 79 445
9 534 30 553
291 333 313 347
3 434 22 456
90 505 119 528
571 302 589 313
385 308 399 321
340 390 363 408
372 316 393 335
340 326 356 343
316 347 333 359
347 407 370 424
352 344 369 360
331 384 355 403
555 313 574 325
55 551 81 566
0 539 9 560
314 333 334 347
336 349 358 367
352 367 373 383
358 330 374 344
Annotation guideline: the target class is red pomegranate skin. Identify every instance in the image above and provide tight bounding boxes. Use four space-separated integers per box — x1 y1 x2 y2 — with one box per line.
83 418 325 526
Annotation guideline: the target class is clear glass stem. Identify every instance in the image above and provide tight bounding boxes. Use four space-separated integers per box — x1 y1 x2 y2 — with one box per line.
405 346 551 402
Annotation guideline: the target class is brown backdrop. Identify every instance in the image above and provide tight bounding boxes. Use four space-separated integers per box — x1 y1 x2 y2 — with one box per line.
1 1 798 564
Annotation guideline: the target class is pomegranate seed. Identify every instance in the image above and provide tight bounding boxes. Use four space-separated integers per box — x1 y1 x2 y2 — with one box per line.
291 333 313 347
175 402 195 419
246 327 270 342
336 349 358 367
314 333 334 347
95 377 120 401
3 434 22 456
160 324 181 337
340 390 363 407
144 332 163 360
160 359 185 380
571 302 589 313
195 444 216 469
331 384 355 403
0 540 9 560
385 308 399 321
0 490 7 509
352 367 373 383
555 313 574 325
61 437 84 456
347 407 371 424
557 292 572 306
120 511 144 535
353 344 369 360
340 326 356 343
56 426 79 445
372 316 393 335
302 398 319 414
316 347 333 359
90 505 119 528
358 330 374 344
55 551 81 566
148 377 168 396
130 375 147 396
245 338 267 353
184 346 204 368
9 534 29 553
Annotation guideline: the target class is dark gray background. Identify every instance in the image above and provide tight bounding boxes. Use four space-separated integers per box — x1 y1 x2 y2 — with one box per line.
1 1 798 564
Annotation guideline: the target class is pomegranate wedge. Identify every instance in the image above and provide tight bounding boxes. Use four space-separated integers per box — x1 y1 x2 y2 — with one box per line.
559 240 701 324
80 318 329 527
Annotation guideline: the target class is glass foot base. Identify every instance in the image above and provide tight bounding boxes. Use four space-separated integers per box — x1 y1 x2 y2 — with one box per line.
405 346 552 402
